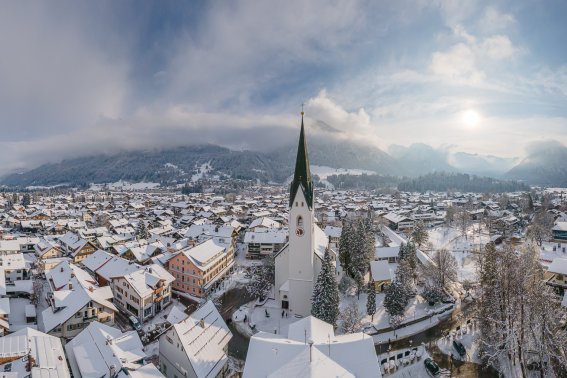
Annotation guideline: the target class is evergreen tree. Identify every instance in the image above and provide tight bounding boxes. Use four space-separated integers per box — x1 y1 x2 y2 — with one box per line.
366 283 377 321
136 221 149 240
311 249 340 326
21 193 31 206
338 219 354 276
350 218 374 298
383 279 408 318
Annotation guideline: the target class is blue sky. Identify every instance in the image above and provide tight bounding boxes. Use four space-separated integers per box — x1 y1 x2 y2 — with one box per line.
0 0 566 173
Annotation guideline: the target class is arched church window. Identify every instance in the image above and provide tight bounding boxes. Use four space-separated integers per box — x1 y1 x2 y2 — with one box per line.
297 216 303 227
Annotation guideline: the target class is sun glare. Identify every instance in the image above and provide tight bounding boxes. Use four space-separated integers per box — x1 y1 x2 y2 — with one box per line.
462 109 481 128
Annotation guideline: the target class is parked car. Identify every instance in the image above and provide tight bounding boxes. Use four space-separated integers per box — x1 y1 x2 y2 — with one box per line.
424 358 440 376
453 340 466 357
129 315 142 331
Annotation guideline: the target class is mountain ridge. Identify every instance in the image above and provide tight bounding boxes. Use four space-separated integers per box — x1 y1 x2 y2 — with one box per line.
3 138 567 188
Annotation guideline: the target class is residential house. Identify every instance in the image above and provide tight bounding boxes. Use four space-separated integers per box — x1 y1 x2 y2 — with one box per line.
0 327 71 377
65 321 161 377
244 228 288 259
111 264 174 323
168 239 235 298
41 261 116 339
159 300 232 378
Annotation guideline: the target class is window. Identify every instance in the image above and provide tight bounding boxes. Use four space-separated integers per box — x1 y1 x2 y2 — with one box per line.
297 216 303 227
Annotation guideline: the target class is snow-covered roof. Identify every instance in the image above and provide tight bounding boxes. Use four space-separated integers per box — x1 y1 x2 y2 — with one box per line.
9 328 71 378
553 222 567 232
168 300 232 378
65 321 147 378
249 217 281 230
380 225 434 267
183 239 225 267
82 250 141 281
244 229 288 244
547 257 567 275
243 316 379 378
375 246 399 259
120 265 174 298
370 260 396 282
166 305 188 325
323 225 342 238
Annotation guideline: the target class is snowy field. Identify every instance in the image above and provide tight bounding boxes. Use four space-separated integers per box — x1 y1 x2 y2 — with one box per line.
191 162 212 182
426 225 491 282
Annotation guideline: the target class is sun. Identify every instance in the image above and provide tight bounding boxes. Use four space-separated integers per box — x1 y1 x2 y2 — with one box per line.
462 109 481 128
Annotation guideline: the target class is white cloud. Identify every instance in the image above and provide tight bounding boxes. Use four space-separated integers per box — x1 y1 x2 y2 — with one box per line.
478 6 517 34
480 35 519 60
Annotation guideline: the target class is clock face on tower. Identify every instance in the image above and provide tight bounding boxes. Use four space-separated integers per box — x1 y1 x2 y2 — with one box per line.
295 228 304 237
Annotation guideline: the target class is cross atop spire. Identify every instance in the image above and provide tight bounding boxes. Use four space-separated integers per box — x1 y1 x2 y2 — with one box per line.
289 111 313 209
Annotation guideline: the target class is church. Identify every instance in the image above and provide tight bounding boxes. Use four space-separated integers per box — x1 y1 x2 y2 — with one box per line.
274 113 338 317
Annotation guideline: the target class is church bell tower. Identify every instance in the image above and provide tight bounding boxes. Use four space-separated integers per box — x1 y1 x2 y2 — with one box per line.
287 111 315 316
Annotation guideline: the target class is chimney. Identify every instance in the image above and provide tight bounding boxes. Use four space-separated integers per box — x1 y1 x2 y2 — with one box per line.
68 282 73 290
60 266 64 272
308 339 314 362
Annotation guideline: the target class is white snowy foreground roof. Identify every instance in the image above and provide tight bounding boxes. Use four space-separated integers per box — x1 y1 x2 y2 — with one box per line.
0 328 71 378
171 300 232 378
65 321 147 378
243 316 380 378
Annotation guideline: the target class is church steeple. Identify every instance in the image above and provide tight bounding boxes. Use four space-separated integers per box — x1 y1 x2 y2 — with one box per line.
289 112 313 209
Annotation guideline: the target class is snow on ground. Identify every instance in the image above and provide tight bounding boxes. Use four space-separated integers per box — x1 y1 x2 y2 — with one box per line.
310 165 377 189
377 346 437 377
353 292 451 333
8 297 37 332
427 225 491 282
436 322 481 364
233 291 452 340
191 162 212 182
372 315 442 345
310 165 376 179
89 180 161 191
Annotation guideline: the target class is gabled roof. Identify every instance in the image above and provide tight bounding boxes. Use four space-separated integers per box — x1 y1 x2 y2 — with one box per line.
243 316 379 378
169 300 232 378
65 321 146 378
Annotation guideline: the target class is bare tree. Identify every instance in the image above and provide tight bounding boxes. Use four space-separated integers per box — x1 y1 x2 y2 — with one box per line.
527 211 555 245
30 280 43 306
427 249 458 291
411 220 429 248
455 208 471 239
445 205 457 225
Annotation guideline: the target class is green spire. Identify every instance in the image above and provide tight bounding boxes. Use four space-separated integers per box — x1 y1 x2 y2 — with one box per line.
289 113 313 209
